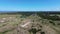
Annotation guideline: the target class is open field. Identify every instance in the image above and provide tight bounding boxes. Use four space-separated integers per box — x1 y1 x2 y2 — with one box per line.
0 12 60 34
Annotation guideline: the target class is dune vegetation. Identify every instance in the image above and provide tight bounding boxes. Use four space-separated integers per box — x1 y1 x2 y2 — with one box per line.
0 12 60 34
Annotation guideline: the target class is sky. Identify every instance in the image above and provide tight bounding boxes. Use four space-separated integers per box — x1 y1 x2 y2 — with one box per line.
0 0 60 11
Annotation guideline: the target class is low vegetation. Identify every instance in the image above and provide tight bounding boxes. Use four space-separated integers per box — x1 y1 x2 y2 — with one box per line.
0 12 60 34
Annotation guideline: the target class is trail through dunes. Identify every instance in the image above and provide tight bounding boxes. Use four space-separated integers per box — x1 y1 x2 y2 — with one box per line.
19 19 58 34
0 14 60 34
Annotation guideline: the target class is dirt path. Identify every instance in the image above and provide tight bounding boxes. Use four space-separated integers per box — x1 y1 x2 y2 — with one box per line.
20 19 57 34
20 21 32 28
20 19 32 28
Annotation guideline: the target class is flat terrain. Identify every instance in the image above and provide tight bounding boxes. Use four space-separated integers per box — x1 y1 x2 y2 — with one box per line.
0 13 60 34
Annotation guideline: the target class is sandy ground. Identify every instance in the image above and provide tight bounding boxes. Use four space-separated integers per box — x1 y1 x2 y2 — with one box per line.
0 15 59 34
20 19 57 34
42 25 57 34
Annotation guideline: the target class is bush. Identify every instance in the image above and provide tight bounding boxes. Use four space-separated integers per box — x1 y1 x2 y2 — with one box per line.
49 21 55 25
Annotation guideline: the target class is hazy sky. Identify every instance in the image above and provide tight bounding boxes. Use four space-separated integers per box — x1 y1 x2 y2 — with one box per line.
0 0 60 11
